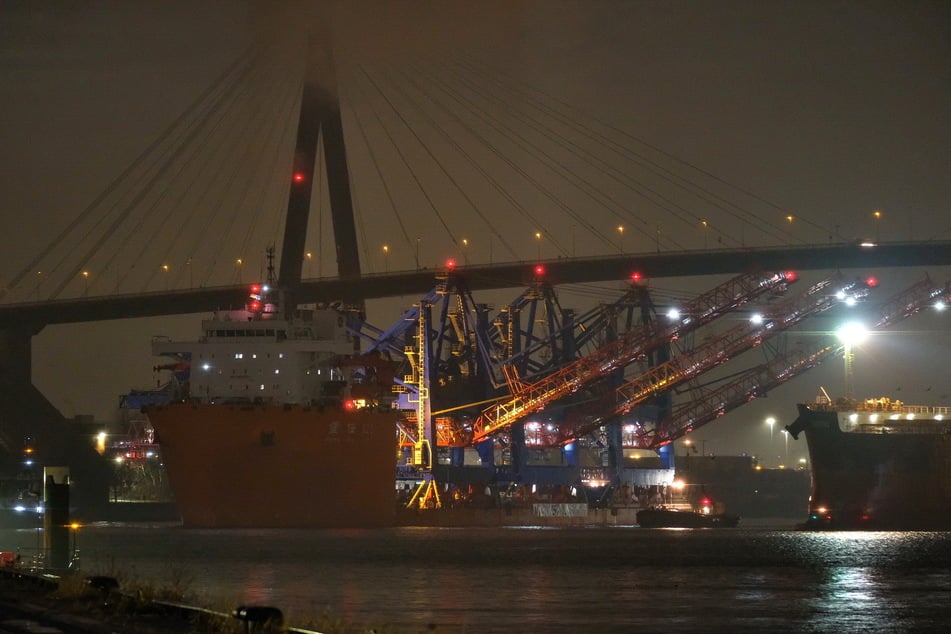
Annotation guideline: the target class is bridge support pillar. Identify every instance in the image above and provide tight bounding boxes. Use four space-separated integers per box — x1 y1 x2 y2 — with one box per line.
0 326 110 518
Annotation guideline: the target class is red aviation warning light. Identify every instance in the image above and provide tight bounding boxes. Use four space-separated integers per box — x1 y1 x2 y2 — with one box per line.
292 172 305 184
865 275 879 288
783 271 798 282
445 258 457 271
630 271 643 283
343 399 356 411
534 264 545 277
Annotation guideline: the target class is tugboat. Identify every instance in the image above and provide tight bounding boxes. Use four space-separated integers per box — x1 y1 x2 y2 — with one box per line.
637 493 740 528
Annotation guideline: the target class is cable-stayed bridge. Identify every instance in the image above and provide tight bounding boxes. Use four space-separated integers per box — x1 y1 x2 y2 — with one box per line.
1 31 949 511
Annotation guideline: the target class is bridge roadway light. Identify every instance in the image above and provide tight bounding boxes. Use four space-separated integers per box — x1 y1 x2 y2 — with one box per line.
236 258 243 283
766 416 775 443
872 210 883 242
617 225 624 253
382 245 389 273
701 219 709 248
535 231 542 260
81 270 89 296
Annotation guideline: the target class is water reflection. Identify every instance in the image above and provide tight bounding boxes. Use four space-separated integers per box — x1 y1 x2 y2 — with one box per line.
0 526 947 632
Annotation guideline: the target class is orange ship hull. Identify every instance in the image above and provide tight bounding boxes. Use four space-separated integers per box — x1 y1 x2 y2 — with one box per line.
147 402 399 528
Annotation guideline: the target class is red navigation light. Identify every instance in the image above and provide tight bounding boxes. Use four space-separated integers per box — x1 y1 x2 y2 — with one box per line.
865 275 879 288
249 300 261 312
630 271 643 283
784 271 798 282
534 265 545 276
343 399 356 411
445 258 457 270
250 284 261 294
292 172 305 183
701 497 712 506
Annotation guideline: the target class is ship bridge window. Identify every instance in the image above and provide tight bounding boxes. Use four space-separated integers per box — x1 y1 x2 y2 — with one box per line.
266 329 275 336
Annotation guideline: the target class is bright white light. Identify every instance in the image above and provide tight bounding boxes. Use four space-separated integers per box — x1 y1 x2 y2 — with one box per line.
667 308 680 320
936 415 944 421
870 414 879 423
750 313 763 325
836 322 868 345
936 301 947 312
202 363 211 371
836 290 847 300
262 285 270 292
844 296 857 307
859 242 877 248
849 413 858 423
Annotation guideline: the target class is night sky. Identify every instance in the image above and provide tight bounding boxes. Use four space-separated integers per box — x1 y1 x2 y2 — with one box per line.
1 1 949 466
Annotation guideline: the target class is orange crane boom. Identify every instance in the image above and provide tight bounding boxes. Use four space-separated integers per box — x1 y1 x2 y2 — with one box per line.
645 275 951 448
554 272 869 444
470 269 797 442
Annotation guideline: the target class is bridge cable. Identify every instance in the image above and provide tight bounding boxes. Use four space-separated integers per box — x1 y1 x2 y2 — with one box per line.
410 62 677 251
440 60 731 248
350 66 470 261
338 90 416 268
385 65 600 257
380 66 563 257
447 59 764 248
217 66 303 286
111 52 283 293
1 47 256 300
453 56 815 243
45 50 260 299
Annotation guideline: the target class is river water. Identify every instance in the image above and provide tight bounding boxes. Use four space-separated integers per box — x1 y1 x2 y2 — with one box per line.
3 522 950 632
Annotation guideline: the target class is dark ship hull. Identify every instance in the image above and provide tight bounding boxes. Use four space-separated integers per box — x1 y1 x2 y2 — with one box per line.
787 402 951 530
